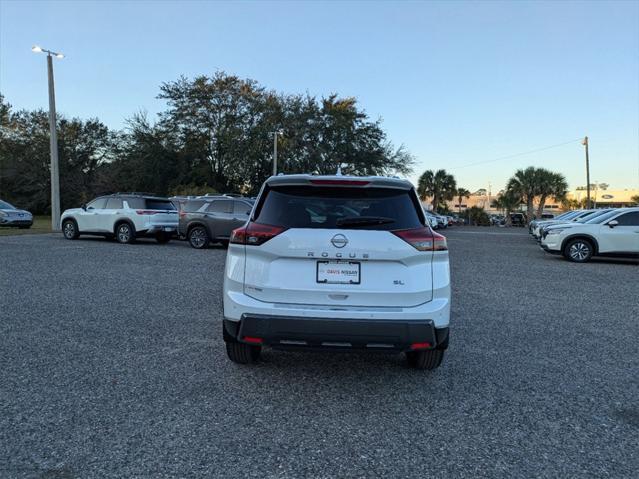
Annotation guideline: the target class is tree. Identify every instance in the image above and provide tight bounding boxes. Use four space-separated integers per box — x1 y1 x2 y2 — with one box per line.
492 189 521 226
417 169 457 212
466 206 490 226
631 195 639 205
506 167 568 223
535 170 568 218
561 198 580 210
455 187 470 214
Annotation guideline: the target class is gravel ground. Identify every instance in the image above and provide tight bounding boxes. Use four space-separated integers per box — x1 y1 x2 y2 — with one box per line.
1 229 638 478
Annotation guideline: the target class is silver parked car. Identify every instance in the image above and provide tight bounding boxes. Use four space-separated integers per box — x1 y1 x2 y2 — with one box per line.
0 200 33 228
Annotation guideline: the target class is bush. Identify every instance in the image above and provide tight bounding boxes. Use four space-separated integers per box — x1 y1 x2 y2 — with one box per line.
466 206 490 226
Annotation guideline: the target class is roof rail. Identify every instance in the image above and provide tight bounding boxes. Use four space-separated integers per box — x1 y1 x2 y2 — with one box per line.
111 192 157 197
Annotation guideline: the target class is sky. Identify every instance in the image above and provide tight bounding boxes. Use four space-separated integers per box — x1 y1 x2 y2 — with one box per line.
1 0 638 192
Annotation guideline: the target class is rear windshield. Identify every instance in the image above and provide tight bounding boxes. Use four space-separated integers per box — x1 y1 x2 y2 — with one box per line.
254 185 423 230
145 199 176 210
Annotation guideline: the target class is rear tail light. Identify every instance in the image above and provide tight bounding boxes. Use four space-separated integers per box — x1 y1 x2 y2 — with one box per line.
136 210 160 215
410 342 432 350
393 227 447 251
230 222 287 246
309 179 370 186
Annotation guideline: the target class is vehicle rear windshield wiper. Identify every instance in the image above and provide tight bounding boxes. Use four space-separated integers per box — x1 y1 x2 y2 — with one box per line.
336 216 396 227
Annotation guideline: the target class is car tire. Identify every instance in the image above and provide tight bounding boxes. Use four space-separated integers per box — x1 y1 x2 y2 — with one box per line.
188 226 209 249
115 222 136 244
226 341 261 364
563 238 593 263
19 225 31 229
62 219 79 240
155 232 171 244
405 349 444 370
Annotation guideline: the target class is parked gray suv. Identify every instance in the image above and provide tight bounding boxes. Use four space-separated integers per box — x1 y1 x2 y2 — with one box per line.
179 196 254 249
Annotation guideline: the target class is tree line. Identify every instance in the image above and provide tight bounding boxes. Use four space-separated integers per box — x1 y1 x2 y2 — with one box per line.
0 72 413 214
417 166 569 224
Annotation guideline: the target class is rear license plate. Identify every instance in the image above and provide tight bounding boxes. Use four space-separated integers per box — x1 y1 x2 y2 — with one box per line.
316 261 360 284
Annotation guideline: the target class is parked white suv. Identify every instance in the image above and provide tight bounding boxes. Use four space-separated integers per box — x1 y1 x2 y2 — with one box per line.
222 175 451 370
61 193 178 244
540 207 639 262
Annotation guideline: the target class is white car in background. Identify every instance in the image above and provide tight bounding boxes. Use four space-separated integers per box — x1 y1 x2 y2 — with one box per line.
540 207 639 262
61 193 178 244
223 174 451 370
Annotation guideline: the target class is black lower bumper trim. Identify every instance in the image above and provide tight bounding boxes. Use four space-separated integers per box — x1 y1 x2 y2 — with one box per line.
225 316 448 352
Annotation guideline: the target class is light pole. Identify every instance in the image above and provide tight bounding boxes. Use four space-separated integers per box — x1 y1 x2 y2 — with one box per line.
582 136 590 209
32 45 64 231
272 130 283 176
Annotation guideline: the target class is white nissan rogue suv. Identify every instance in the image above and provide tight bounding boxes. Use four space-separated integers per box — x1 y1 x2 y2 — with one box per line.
222 175 451 370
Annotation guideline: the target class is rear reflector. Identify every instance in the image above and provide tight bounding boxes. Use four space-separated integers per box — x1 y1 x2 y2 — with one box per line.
230 222 287 246
410 342 432 350
393 227 448 251
309 179 370 186
242 336 263 344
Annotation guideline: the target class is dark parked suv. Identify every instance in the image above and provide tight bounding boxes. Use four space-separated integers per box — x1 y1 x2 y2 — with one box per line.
179 196 255 249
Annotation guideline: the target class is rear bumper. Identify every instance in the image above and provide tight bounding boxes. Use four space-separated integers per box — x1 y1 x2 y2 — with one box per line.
224 316 449 352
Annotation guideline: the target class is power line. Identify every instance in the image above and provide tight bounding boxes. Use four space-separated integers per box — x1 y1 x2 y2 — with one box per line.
447 138 583 170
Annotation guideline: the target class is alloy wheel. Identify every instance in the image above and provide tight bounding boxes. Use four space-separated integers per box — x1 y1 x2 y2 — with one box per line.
63 222 75 239
190 228 206 248
569 242 590 261
118 225 131 243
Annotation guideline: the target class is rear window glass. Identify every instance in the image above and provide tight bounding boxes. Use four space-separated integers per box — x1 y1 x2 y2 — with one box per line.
145 199 176 210
124 198 144 209
255 186 423 230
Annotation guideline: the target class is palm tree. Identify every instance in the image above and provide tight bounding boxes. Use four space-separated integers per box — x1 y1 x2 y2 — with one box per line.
418 169 457 212
455 188 471 215
535 170 568 218
492 189 521 226
507 167 568 223
506 167 539 223
561 198 580 210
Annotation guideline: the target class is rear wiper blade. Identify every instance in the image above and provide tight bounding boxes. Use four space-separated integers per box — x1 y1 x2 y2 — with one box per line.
336 216 395 227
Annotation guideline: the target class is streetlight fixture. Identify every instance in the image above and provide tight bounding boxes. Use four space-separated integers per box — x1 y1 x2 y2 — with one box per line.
272 130 284 176
32 45 63 230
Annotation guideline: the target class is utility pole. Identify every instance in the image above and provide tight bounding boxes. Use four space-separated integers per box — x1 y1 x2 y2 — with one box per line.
33 45 64 231
583 136 590 209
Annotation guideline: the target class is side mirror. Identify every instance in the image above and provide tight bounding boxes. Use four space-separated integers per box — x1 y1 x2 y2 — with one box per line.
81 203 87 211
607 220 619 228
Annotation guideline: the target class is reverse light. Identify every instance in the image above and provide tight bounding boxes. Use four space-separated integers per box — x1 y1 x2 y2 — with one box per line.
230 222 286 246
393 227 447 251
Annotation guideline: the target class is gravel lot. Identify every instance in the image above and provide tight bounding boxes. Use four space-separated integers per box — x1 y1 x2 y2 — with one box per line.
1 229 638 478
